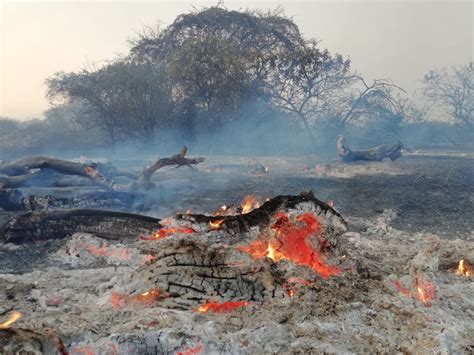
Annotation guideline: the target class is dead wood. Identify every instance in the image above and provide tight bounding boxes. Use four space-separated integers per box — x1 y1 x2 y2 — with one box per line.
119 192 349 309
0 156 117 190
137 146 205 189
337 134 403 162
178 191 346 244
1 209 162 243
0 147 204 192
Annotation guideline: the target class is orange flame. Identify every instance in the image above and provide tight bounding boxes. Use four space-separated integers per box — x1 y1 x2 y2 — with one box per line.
455 259 471 277
415 277 436 306
209 219 224 230
240 195 260 214
0 311 22 329
142 227 195 241
196 300 249 314
238 212 341 278
111 289 159 309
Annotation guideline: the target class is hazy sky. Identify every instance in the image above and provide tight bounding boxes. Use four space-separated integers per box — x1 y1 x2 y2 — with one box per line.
0 0 472 119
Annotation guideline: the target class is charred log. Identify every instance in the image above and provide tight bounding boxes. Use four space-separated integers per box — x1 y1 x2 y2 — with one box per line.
178 191 346 245
1 209 161 243
115 192 350 309
337 134 403 162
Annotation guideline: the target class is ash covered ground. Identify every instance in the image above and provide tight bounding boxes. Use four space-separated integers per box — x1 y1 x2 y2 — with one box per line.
0 150 473 354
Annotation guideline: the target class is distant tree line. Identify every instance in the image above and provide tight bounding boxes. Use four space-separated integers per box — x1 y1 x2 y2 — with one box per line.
2 6 471 157
44 7 410 148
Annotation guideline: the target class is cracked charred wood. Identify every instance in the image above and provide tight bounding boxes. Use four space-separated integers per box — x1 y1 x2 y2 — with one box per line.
137 146 205 190
115 192 349 309
1 209 162 243
136 240 277 310
337 134 403 162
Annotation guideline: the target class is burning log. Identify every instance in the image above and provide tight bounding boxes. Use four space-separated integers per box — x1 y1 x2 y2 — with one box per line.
1 209 162 243
114 192 350 310
337 134 403 162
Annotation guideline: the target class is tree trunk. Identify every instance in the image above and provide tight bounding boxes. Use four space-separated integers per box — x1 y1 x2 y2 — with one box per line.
337 135 403 162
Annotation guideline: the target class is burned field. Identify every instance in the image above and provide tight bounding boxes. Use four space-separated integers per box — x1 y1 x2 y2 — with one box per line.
0 149 473 354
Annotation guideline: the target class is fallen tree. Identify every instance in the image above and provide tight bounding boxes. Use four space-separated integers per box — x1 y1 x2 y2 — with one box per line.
0 146 204 192
337 134 403 162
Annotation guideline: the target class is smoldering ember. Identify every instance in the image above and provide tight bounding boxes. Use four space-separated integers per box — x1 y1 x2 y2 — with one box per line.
1 4 473 355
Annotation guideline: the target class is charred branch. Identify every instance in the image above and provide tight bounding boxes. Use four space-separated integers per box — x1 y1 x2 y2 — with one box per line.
137 146 205 190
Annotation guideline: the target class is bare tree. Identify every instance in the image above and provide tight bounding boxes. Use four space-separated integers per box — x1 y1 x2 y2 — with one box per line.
336 76 406 129
422 62 474 128
264 40 351 150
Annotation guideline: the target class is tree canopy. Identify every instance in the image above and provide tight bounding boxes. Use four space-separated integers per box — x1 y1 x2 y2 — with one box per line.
46 6 406 148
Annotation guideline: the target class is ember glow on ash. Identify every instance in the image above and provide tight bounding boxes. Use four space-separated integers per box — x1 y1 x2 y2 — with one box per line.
392 280 410 297
209 219 224 230
196 300 250 313
141 227 195 240
177 340 203 355
415 277 436 306
240 195 260 214
0 311 22 329
455 259 471 277
287 277 312 286
238 212 341 278
111 289 159 309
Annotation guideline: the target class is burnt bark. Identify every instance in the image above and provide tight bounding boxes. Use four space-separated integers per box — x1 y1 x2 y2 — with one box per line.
1 209 161 243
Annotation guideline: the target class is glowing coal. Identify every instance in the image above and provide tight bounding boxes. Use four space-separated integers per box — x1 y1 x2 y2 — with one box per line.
238 212 341 277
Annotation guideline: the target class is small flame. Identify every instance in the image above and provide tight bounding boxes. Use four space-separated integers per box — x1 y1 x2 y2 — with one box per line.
0 311 22 329
287 288 296 297
196 300 249 313
455 259 471 277
240 195 260 214
111 289 159 309
415 277 436 306
209 219 224 230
